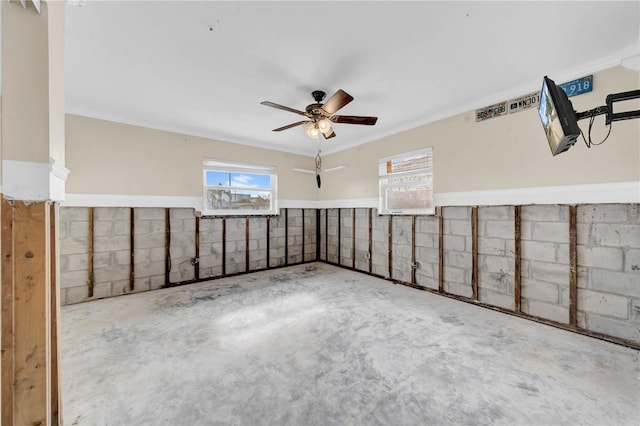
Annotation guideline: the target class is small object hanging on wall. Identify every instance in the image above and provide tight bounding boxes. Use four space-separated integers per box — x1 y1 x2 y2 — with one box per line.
315 151 322 188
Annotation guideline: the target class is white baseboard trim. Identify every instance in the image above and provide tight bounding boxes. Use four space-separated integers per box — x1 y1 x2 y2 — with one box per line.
58 181 639 210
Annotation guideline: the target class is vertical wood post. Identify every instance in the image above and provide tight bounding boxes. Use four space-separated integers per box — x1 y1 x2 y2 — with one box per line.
266 216 271 268
50 203 62 425
472 207 479 300
164 208 170 285
352 208 356 270
301 209 305 262
284 209 289 265
388 216 393 279
194 215 200 280
221 218 226 276
411 215 416 285
88 207 95 297
368 208 373 273
245 216 250 272
438 207 444 293
337 209 341 265
514 205 522 313
325 209 328 261
1 197 15 425
129 208 135 291
569 205 578 326
315 210 321 261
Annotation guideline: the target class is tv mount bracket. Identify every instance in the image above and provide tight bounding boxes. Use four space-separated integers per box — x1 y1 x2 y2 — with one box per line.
575 89 640 124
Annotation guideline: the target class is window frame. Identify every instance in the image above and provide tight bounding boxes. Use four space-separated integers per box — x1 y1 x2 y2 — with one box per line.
202 158 278 216
378 147 434 216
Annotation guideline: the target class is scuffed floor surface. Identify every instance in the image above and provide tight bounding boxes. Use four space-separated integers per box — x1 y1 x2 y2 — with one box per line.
61 263 640 425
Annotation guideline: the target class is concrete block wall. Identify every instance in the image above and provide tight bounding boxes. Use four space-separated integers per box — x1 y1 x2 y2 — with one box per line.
169 208 196 283
354 208 370 272
319 209 327 262
576 205 640 342
326 209 339 264
199 217 223 279
288 209 303 264
340 208 354 267
478 206 515 310
414 216 439 290
391 216 412 283
520 205 570 323
371 210 390 278
134 208 167 292
59 207 314 305
303 209 317 263
442 206 473 298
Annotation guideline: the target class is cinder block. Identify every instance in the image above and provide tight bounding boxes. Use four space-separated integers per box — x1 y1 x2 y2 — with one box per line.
135 260 165 278
171 208 195 219
593 224 640 248
91 282 112 299
94 235 130 253
64 286 89 305
60 270 89 288
95 207 129 221
577 289 629 319
479 288 514 310
578 246 623 270
478 238 506 256
68 221 90 238
479 206 511 221
135 208 165 220
416 246 438 265
60 207 89 221
62 253 89 272
415 216 438 234
482 255 514 274
624 248 640 272
532 222 569 243
530 261 569 285
445 250 471 269
484 220 514 239
445 281 472 298
94 266 129 283
589 268 640 297
443 266 467 284
446 219 471 236
135 232 165 249
577 205 629 224
581 312 640 342
443 206 470 220
521 279 560 304
522 299 568 324
479 271 513 294
522 240 557 263
443 235 466 252
522 205 562 222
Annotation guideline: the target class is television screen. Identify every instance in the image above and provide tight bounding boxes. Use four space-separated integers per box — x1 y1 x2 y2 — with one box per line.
539 76 581 155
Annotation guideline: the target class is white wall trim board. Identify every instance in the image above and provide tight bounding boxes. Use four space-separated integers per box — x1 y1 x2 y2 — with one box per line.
433 181 640 206
60 181 639 210
2 159 68 201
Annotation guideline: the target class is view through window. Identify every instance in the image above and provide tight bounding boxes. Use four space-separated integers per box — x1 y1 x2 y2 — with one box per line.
378 148 434 215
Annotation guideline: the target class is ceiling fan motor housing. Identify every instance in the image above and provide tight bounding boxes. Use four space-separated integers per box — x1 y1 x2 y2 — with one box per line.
311 90 326 102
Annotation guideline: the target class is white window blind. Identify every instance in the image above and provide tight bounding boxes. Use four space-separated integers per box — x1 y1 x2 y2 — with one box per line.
378 148 434 215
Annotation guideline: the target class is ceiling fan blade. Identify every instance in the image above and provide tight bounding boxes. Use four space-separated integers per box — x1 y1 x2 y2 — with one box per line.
330 115 378 125
272 120 309 132
322 128 336 139
261 101 308 117
321 89 354 115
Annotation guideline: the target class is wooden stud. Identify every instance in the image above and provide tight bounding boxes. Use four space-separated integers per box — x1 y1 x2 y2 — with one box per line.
50 203 61 424
514 205 522 313
164 208 170 285
411 215 416 285
368 208 373 274
325 209 331 263
352 208 356 270
284 209 289 265
194 216 200 280
1 197 15 425
301 209 305 262
266 216 271 268
438 207 444 293
245 216 250 272
88 207 95 298
337 209 342 265
315 209 321 261
388 215 393 279
221 217 226 276
129 208 135 291
13 202 51 426
472 206 479 300
569 205 578 326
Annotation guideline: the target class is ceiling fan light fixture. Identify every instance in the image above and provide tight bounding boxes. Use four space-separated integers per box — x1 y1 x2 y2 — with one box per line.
305 122 319 139
317 118 332 134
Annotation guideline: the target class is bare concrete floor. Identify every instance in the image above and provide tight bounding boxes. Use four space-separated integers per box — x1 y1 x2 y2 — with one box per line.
61 263 640 425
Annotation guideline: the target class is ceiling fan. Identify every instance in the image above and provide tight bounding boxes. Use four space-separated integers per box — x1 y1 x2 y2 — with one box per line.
260 89 378 139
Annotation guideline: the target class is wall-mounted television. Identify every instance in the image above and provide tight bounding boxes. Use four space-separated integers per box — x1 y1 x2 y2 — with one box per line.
539 76 581 156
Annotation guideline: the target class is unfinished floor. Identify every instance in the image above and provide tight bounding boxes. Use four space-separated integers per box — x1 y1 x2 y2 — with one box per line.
61 263 640 425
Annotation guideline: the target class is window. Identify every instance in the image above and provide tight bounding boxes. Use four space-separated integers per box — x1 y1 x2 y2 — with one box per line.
203 158 277 215
378 148 433 215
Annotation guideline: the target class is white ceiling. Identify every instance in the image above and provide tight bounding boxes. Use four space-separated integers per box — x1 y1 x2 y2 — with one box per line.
65 1 640 157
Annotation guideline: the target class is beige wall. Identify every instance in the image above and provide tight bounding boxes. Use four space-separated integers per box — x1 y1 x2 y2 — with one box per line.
319 66 640 200
65 114 318 200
